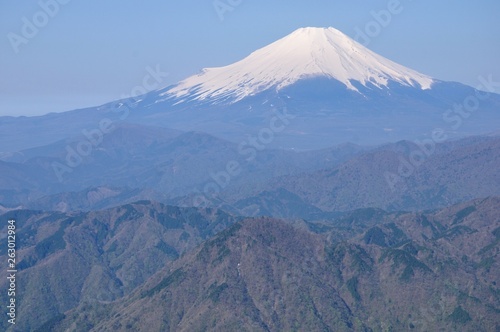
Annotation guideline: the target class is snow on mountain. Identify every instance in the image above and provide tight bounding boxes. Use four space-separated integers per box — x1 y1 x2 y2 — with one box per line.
159 27 435 104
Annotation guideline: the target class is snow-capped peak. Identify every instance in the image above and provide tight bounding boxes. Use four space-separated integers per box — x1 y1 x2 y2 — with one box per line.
161 27 434 104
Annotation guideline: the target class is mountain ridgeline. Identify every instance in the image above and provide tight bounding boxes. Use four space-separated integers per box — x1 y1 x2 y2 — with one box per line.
1 198 498 331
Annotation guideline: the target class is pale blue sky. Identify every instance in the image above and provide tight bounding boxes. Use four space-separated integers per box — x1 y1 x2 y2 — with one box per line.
1 0 499 116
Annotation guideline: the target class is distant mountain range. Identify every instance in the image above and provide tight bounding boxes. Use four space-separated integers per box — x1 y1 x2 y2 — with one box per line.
228 134 500 214
0 123 367 209
2 122 499 219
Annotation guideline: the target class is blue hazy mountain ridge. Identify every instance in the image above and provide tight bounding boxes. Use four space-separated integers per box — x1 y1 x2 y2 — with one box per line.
1 27 499 153
0 122 368 209
1 123 499 219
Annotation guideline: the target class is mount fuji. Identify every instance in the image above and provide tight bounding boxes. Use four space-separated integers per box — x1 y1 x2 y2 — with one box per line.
160 27 434 104
2 27 500 152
